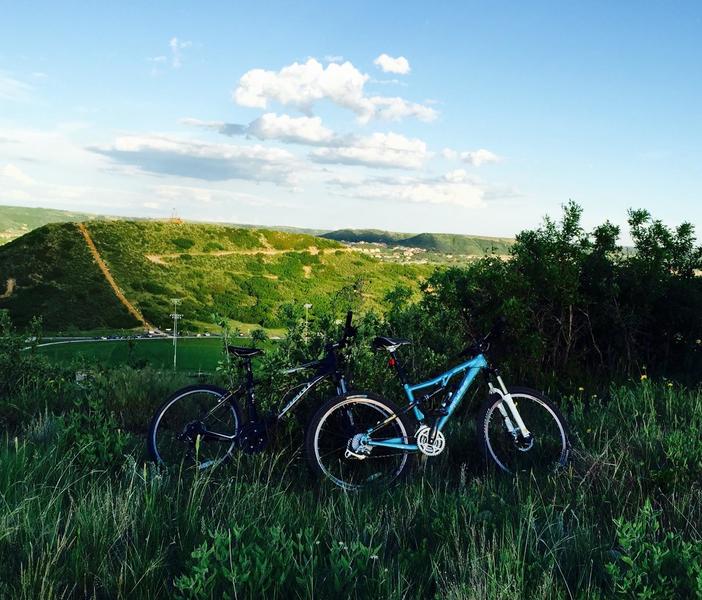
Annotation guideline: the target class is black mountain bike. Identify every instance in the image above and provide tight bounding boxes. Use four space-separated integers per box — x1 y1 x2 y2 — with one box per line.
148 312 357 470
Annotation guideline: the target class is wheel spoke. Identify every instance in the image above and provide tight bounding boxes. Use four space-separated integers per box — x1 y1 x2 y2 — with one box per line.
151 388 239 469
483 392 568 474
312 397 411 490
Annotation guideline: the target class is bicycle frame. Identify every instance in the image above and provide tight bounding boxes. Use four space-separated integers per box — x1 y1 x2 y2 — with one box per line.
199 360 348 443
365 353 488 452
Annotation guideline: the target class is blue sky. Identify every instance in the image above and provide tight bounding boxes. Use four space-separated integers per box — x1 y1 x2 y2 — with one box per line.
1 1 700 238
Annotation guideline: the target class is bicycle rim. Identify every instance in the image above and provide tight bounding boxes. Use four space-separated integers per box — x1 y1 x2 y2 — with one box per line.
313 396 410 491
152 388 239 470
483 392 568 474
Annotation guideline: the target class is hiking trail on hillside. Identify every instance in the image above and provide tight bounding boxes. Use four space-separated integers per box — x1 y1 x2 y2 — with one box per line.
77 223 153 330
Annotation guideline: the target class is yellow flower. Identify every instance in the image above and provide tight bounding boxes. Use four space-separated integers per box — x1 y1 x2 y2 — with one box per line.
640 374 648 381
578 386 585 392
667 382 673 387
586 428 592 434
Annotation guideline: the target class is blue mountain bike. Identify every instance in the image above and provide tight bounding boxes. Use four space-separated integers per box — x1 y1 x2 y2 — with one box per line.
305 321 571 490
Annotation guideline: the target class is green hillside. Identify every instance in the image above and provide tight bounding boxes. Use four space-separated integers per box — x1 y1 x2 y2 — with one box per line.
402 232 512 255
322 228 513 255
0 205 100 244
0 220 432 331
0 224 140 329
321 228 408 245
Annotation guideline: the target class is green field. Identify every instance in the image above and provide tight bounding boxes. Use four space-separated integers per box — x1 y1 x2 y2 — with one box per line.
36 337 263 372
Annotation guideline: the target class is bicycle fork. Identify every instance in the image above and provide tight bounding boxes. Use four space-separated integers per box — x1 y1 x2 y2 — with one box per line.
488 376 532 441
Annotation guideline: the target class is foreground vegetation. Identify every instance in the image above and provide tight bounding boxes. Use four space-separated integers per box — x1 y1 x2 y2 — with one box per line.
1 335 701 598
1 202 701 597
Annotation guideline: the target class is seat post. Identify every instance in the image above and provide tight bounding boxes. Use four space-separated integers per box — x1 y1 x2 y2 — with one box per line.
242 357 258 419
389 351 408 385
243 358 254 391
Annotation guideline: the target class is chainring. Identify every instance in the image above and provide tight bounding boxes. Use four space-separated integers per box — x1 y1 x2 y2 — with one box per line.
415 425 446 457
238 420 270 454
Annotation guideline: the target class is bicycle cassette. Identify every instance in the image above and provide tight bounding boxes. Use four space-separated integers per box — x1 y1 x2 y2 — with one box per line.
415 425 446 457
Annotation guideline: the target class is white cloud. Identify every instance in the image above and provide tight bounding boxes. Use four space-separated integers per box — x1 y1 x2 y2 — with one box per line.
461 149 500 166
91 134 300 185
374 54 410 75
367 96 436 123
248 113 336 145
154 184 214 204
233 58 435 123
169 37 192 68
153 184 270 207
441 148 458 160
329 170 486 208
182 113 337 146
1 163 35 186
0 72 32 101
310 132 428 169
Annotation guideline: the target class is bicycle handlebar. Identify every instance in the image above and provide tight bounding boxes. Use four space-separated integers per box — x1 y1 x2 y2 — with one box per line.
459 316 507 358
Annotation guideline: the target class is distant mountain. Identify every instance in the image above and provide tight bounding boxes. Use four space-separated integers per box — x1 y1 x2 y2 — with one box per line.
0 205 513 256
321 229 408 245
0 205 103 244
321 228 513 255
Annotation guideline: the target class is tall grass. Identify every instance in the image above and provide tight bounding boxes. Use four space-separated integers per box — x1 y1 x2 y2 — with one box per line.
1 378 701 598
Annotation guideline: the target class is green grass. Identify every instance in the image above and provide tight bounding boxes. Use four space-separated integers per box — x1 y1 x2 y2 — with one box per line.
1 376 701 598
36 336 280 373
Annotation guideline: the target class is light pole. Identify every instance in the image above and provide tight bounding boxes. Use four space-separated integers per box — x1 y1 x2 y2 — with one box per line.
303 303 312 341
170 298 182 371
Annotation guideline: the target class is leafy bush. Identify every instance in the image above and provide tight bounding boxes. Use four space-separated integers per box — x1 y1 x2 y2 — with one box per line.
606 500 702 598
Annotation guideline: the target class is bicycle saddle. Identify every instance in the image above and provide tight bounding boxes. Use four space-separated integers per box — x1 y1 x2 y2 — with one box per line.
227 346 264 358
372 336 412 351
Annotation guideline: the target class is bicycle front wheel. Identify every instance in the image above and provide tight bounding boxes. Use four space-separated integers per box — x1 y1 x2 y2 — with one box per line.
306 393 414 491
148 385 242 471
478 386 570 475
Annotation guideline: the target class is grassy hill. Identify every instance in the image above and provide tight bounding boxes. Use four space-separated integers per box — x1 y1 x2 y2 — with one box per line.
322 228 513 255
0 220 432 332
321 228 409 245
401 232 513 255
0 205 513 255
0 205 101 244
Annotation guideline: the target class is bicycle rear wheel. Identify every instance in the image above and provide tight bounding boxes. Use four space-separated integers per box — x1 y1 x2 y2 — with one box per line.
148 385 242 470
478 386 570 475
306 393 414 491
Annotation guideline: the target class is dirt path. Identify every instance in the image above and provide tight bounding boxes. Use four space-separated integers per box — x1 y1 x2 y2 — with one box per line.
77 223 152 330
145 246 351 265
0 278 15 299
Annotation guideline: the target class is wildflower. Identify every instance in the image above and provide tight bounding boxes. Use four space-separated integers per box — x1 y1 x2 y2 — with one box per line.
667 382 673 388
578 386 584 392
370 555 379 560
640 374 648 381
586 428 592 434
